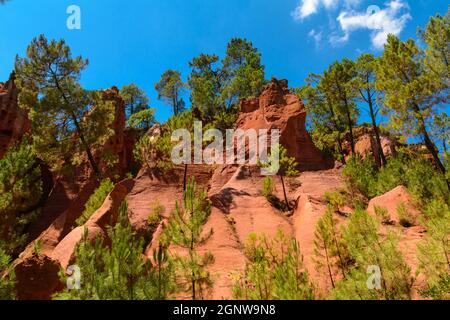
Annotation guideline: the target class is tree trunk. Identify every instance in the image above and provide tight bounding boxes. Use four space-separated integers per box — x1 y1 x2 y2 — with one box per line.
52 74 101 178
367 94 387 167
324 242 335 289
344 100 356 155
71 113 102 178
418 117 449 189
279 174 290 212
336 134 346 165
408 103 449 189
328 103 346 163
183 164 188 195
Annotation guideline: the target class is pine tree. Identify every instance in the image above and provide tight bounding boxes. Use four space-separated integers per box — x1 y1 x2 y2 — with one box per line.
322 59 359 155
120 84 150 119
15 35 114 177
419 7 450 104
161 177 214 300
155 70 186 116
430 113 450 153
55 202 175 300
262 145 299 212
0 243 16 300
0 138 43 256
417 200 450 299
299 74 347 162
376 35 448 186
332 209 413 300
126 108 156 130
221 38 265 106
188 38 265 123
353 54 387 166
313 207 349 289
232 231 315 300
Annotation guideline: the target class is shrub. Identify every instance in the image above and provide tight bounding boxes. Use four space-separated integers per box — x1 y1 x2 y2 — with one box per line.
344 154 449 207
0 138 43 256
374 205 392 225
233 231 316 300
0 243 15 300
261 176 275 198
417 200 450 299
55 202 175 300
324 190 347 214
148 201 165 228
343 155 377 199
397 202 415 228
76 179 114 226
332 209 413 300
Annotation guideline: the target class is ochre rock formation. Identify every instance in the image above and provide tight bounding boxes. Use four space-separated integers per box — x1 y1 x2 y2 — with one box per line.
0 73 29 158
342 125 397 165
7 77 429 301
367 186 420 226
13 253 63 300
237 78 334 171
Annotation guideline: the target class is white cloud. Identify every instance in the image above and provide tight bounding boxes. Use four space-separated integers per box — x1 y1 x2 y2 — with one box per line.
308 29 324 47
292 0 411 49
336 0 411 49
292 0 360 20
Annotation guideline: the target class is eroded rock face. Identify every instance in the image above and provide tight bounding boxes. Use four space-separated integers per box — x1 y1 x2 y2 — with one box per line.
0 73 29 158
238 78 334 171
51 179 134 269
99 87 130 176
342 126 397 165
13 253 63 300
367 186 420 225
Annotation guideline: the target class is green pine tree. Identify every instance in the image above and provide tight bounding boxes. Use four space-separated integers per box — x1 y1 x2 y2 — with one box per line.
0 243 16 300
352 54 387 166
322 59 359 155
417 200 450 299
55 202 175 300
155 70 186 116
232 231 315 300
376 35 448 186
0 138 43 256
15 35 115 177
313 207 350 289
161 177 214 300
332 209 413 300
120 84 150 119
419 7 450 104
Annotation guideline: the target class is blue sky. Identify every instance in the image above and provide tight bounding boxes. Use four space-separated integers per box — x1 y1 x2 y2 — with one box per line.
0 0 447 122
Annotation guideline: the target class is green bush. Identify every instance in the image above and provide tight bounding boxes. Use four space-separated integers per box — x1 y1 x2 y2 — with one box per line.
133 134 155 169
343 155 377 199
417 200 450 299
148 201 165 228
56 202 175 300
374 205 392 225
76 179 114 226
332 209 413 300
0 138 43 256
343 154 449 207
233 231 316 300
397 202 415 228
324 190 347 214
0 243 15 300
261 176 275 198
